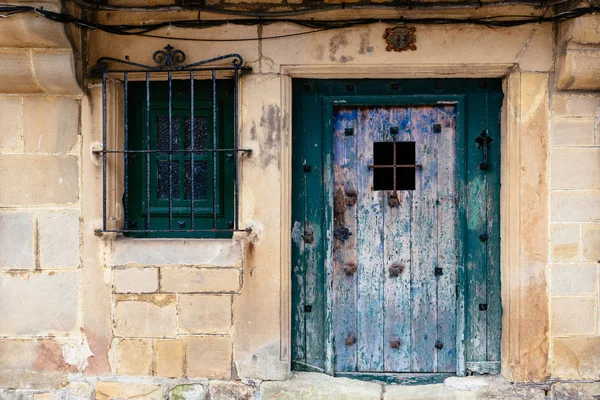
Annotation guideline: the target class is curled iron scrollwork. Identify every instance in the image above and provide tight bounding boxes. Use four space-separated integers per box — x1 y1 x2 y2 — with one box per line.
94 44 244 73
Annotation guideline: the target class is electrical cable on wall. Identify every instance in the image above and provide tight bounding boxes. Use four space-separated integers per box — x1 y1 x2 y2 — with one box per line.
0 4 597 41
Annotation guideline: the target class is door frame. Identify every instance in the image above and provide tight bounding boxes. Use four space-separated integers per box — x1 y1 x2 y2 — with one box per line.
320 95 468 378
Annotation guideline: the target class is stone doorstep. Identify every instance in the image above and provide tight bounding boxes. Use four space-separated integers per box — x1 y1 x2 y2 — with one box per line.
259 372 549 400
6 374 598 400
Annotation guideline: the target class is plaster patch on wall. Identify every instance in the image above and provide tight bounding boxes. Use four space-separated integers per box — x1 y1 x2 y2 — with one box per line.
61 338 94 372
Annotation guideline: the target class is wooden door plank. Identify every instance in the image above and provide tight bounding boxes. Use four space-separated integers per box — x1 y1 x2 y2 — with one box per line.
436 105 458 372
303 95 326 370
465 95 488 363
333 107 359 372
383 107 412 372
410 106 439 372
290 88 307 364
356 107 385 372
486 93 503 362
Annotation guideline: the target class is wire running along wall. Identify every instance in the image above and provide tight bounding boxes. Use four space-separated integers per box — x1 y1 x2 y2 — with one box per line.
94 44 251 234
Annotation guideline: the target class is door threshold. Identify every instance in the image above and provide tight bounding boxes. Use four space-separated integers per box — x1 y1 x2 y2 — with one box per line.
334 372 454 385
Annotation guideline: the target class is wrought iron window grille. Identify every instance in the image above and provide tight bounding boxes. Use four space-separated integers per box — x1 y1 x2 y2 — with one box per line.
93 44 252 235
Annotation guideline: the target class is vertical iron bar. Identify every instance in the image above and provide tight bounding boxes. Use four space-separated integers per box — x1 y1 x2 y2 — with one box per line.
234 67 239 230
102 72 107 232
212 69 217 230
145 72 151 231
392 134 397 198
123 72 129 230
168 71 173 230
190 71 195 230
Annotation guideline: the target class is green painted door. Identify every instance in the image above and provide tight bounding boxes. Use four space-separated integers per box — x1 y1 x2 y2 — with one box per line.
291 79 502 380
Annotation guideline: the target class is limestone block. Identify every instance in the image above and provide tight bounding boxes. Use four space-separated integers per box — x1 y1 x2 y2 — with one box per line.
0 339 70 390
38 209 80 269
0 51 43 94
111 238 242 266
187 336 232 379
23 97 79 154
582 224 600 262
113 267 158 293
31 52 81 95
562 14 600 45
551 264 597 296
161 267 240 293
384 384 458 399
0 272 78 336
551 192 600 222
0 97 23 152
154 338 184 378
0 391 35 400
551 224 580 262
555 51 600 90
179 295 232 334
0 155 78 205
551 118 596 147
67 382 93 400
0 211 35 269
209 380 257 400
518 23 554 73
552 382 600 400
95 382 162 400
168 384 205 400
551 148 600 190
552 337 600 379
260 372 382 400
552 297 597 335
114 338 152 375
33 393 58 400
552 93 600 117
113 295 177 338
0 5 71 49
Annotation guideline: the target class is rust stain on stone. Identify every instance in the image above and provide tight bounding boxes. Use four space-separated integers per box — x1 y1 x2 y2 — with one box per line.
33 340 69 372
83 330 111 374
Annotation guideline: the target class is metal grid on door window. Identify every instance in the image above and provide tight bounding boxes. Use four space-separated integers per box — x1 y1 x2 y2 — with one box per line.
93 44 251 236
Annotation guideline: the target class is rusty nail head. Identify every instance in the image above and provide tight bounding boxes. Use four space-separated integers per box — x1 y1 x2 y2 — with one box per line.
345 334 356 346
390 340 401 349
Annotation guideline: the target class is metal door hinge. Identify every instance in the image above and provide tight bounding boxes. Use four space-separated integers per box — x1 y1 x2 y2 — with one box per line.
475 130 493 170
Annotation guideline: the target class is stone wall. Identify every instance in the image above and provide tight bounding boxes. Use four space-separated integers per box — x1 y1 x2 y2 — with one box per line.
0 0 600 398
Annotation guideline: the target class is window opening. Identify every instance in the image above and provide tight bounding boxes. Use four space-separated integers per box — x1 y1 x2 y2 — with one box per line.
93 45 252 237
369 127 420 196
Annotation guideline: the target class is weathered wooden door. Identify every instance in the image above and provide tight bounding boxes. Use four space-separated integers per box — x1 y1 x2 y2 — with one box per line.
332 105 457 374
291 79 502 382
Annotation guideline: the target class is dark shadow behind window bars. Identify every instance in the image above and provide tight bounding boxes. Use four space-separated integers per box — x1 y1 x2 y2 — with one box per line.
93 44 252 234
